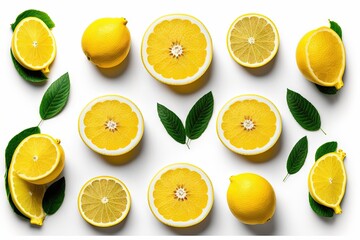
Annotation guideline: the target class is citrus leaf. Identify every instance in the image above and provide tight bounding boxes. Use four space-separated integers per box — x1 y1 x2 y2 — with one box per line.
309 193 334 217
315 84 338 95
10 49 47 83
5 126 41 170
329 20 342 40
11 9 55 31
283 136 308 181
4 171 28 219
39 72 70 120
286 89 321 131
43 177 65 215
185 91 214 140
315 141 338 161
157 103 186 144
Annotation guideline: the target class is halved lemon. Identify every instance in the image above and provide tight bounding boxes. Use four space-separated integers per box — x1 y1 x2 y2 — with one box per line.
296 27 345 89
11 17 56 73
78 176 131 227
217 94 282 155
148 163 214 227
78 95 144 156
227 13 279 68
141 14 212 86
308 150 346 214
8 164 46 225
12 134 64 185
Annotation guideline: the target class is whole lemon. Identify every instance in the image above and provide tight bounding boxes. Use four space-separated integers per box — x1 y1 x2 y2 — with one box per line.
81 17 130 68
227 173 276 225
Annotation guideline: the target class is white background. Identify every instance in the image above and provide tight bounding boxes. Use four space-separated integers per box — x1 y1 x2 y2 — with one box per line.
0 0 358 237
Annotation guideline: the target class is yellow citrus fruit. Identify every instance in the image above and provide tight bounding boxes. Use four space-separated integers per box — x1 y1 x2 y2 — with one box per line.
81 17 130 68
12 134 64 185
78 176 131 227
78 95 144 156
148 163 214 227
227 173 276 225
296 26 345 89
227 13 279 68
308 150 346 214
8 164 46 225
141 14 213 86
217 94 282 155
11 17 56 73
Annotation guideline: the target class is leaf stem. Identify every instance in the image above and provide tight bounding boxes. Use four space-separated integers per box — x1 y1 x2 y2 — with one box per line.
185 138 191 149
283 173 290 182
37 119 44 127
320 128 327 135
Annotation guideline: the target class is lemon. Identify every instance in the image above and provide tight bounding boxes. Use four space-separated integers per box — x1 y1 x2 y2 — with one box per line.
217 94 282 156
11 17 56 73
78 95 144 157
308 150 346 214
227 173 276 225
81 17 130 68
12 134 64 185
227 13 279 68
148 163 214 227
141 14 212 86
78 176 131 227
296 26 345 89
8 163 46 225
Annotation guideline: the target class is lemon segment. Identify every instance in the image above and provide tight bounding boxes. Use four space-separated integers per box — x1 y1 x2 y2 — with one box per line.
148 163 214 227
141 14 212 86
12 134 64 185
308 150 346 214
227 13 279 68
78 95 144 156
78 176 131 227
11 17 56 73
296 27 345 89
8 164 46 225
217 94 282 155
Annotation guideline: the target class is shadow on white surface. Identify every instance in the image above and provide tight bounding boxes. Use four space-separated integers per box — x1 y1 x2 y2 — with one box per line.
241 210 278 235
242 52 278 77
86 209 131 235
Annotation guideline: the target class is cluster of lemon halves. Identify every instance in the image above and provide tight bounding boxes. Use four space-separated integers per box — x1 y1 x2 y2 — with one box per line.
8 134 65 226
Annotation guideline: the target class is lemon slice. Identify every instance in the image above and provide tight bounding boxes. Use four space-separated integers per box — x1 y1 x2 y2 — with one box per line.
78 95 144 156
11 17 56 73
217 94 282 155
141 14 212 86
227 13 279 68
78 176 131 227
12 134 64 185
8 164 46 225
148 163 214 227
296 27 345 89
308 150 346 214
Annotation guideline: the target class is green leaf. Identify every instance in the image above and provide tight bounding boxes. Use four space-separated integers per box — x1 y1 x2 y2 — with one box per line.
315 84 338 95
11 9 55 31
157 103 186 144
43 177 65 215
286 89 322 132
10 49 47 83
283 136 308 181
5 126 41 170
4 171 28 219
39 72 71 120
315 141 338 161
329 20 342 40
185 91 214 140
309 193 334 217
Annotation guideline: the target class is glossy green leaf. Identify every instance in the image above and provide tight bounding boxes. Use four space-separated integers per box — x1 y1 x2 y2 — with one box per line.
309 193 334 217
329 20 342 39
157 103 186 144
11 9 55 31
283 136 308 181
43 177 66 215
315 141 338 161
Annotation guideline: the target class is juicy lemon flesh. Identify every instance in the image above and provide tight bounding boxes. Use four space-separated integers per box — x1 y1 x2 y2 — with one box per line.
13 18 55 71
79 178 129 226
146 19 207 80
229 16 276 66
13 136 59 181
308 30 344 84
153 168 208 222
9 166 45 225
221 100 276 150
227 173 276 225
84 100 139 150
